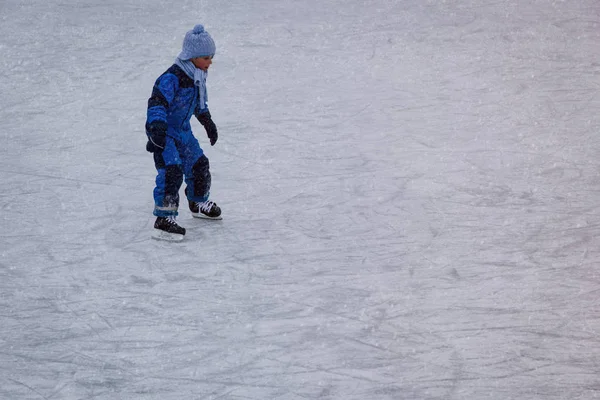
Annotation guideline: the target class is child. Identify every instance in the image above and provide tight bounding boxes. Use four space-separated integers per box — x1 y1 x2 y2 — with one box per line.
146 24 222 241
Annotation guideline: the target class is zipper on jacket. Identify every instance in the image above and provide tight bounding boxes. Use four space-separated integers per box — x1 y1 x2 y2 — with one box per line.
180 86 198 131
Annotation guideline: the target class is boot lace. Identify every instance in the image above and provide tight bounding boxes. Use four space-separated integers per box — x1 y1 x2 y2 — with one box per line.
199 201 216 213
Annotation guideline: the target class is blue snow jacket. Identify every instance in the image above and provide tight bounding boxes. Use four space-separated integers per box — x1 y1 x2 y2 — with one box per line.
146 64 209 150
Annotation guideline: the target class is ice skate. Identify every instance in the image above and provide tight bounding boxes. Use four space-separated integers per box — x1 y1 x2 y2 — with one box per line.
152 216 186 241
189 199 222 220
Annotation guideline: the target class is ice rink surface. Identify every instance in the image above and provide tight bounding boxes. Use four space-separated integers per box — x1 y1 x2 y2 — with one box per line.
1 0 600 398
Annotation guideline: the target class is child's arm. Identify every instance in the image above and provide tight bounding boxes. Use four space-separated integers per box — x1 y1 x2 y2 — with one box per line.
145 74 179 151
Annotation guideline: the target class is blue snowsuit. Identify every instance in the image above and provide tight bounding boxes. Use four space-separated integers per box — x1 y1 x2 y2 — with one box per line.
146 64 212 217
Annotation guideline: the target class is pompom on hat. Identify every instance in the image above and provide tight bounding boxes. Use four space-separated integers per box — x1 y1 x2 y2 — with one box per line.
178 24 216 60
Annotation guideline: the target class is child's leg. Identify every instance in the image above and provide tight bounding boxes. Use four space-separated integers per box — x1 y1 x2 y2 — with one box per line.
180 136 211 202
152 139 184 217
186 155 211 202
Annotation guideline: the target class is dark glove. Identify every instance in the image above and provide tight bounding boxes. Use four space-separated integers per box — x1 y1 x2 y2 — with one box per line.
145 121 167 152
196 111 218 146
146 140 162 153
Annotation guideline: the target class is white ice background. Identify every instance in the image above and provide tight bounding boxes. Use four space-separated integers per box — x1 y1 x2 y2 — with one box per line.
1 0 600 399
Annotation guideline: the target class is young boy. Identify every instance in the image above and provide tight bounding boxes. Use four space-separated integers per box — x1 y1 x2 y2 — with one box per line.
146 24 222 241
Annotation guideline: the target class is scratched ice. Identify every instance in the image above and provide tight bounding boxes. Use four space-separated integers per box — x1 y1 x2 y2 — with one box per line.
1 0 600 399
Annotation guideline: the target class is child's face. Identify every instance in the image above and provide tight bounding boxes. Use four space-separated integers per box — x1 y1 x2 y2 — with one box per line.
191 56 213 71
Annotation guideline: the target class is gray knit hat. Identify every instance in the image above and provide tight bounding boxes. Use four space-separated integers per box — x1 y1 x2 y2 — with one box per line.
178 24 216 60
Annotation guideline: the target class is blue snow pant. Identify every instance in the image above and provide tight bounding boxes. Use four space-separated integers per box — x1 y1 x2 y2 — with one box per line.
152 133 211 217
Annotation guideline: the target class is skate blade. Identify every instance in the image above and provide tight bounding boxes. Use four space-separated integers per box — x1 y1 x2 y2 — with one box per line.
191 212 223 220
151 229 185 242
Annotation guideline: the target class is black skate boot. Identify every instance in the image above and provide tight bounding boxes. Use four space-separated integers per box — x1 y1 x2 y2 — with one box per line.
190 200 222 220
185 187 222 220
152 216 186 241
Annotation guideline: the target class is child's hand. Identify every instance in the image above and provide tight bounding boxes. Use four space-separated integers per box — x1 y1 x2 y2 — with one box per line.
145 121 167 151
205 121 218 146
197 111 218 146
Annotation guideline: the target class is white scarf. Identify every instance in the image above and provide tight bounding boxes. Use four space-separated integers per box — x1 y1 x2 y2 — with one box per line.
175 58 208 111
